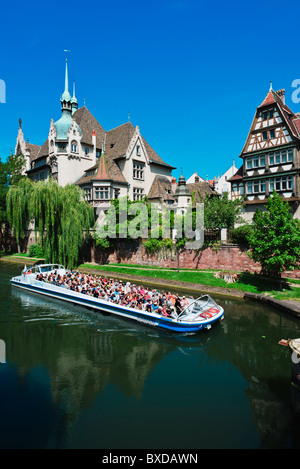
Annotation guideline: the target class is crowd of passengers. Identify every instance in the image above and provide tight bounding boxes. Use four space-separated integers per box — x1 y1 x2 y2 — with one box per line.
35 270 192 318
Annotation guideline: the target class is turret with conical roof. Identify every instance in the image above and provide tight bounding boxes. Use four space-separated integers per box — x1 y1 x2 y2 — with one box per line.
54 55 78 140
71 80 78 115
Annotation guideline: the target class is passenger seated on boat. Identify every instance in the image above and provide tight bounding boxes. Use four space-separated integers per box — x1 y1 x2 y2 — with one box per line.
181 296 189 308
175 296 183 314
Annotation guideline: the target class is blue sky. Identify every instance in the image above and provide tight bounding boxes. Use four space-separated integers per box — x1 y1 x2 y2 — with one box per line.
1 0 300 180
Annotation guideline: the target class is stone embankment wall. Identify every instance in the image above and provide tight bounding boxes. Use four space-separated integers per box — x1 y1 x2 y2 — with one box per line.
85 241 300 279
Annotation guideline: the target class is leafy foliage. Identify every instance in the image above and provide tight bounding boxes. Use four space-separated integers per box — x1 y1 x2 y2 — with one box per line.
28 243 44 258
0 153 26 225
6 179 94 269
248 191 300 281
201 192 242 232
231 224 253 245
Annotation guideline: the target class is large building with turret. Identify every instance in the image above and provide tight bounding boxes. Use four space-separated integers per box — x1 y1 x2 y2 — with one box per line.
15 57 179 220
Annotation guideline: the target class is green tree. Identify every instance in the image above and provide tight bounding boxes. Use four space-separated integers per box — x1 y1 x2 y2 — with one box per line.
248 191 300 289
6 179 94 268
201 192 242 233
6 177 33 251
0 153 26 226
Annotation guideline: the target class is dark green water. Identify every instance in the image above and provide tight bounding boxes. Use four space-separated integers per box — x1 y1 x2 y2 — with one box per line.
0 261 300 449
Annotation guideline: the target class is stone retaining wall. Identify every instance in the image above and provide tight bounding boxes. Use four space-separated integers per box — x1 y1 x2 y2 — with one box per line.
86 241 300 279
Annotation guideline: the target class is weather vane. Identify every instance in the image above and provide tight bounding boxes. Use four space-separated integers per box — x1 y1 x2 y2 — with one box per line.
64 49 70 61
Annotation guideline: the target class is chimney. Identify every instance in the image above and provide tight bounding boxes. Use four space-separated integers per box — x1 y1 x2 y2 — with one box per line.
276 89 285 104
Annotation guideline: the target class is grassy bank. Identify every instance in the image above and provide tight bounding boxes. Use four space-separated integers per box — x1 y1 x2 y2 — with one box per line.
78 263 300 301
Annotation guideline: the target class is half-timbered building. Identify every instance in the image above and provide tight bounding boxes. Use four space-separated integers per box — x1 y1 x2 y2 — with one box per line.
229 85 300 220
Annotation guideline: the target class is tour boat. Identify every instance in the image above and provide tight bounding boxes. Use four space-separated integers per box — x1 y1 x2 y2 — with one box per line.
10 264 224 334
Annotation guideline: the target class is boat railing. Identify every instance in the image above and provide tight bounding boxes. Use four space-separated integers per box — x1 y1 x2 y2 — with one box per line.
177 295 220 321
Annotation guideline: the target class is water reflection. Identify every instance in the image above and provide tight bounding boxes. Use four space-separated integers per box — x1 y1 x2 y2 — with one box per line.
1 262 300 448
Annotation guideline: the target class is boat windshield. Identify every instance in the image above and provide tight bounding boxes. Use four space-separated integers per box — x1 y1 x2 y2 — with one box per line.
39 265 62 273
178 295 219 320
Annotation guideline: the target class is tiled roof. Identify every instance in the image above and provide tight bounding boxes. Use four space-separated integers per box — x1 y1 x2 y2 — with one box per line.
73 106 105 148
105 122 136 159
148 175 174 201
76 156 127 186
258 89 278 108
36 139 49 158
227 165 243 181
186 181 216 204
92 152 111 181
258 89 300 139
26 143 41 162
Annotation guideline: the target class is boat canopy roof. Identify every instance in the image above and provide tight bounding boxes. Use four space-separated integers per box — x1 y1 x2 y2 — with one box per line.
23 264 65 273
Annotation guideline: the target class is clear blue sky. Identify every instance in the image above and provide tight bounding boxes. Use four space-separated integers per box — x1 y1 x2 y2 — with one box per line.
1 0 300 180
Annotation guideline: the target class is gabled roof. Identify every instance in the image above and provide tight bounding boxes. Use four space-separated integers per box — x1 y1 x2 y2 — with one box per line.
36 139 49 159
240 88 300 156
148 175 174 201
73 106 105 148
105 122 136 159
186 181 216 203
105 121 175 168
258 89 300 139
227 165 243 182
26 143 41 162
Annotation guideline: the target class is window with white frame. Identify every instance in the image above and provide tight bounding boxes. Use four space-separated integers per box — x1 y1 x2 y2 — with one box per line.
269 175 293 192
133 162 144 180
269 148 293 165
95 187 110 200
232 183 244 196
246 179 266 194
133 187 144 201
84 187 92 201
246 155 266 169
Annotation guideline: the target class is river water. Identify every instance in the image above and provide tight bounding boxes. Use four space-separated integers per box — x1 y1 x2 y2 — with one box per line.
0 261 300 449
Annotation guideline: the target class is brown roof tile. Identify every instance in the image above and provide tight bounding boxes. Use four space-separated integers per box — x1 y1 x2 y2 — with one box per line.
186 181 216 204
148 175 174 201
73 106 105 148
26 143 41 162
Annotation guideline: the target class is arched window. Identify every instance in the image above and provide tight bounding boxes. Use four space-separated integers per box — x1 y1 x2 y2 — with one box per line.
71 141 77 153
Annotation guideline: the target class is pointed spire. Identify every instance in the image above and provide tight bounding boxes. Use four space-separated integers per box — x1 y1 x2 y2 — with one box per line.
71 80 78 115
65 57 69 93
61 50 71 105
269 80 273 91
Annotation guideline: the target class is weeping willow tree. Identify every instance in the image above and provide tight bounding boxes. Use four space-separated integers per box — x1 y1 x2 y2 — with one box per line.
6 177 34 252
6 179 94 268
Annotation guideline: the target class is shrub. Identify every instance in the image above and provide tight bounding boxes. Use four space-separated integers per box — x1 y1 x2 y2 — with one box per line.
231 224 253 245
28 243 44 258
